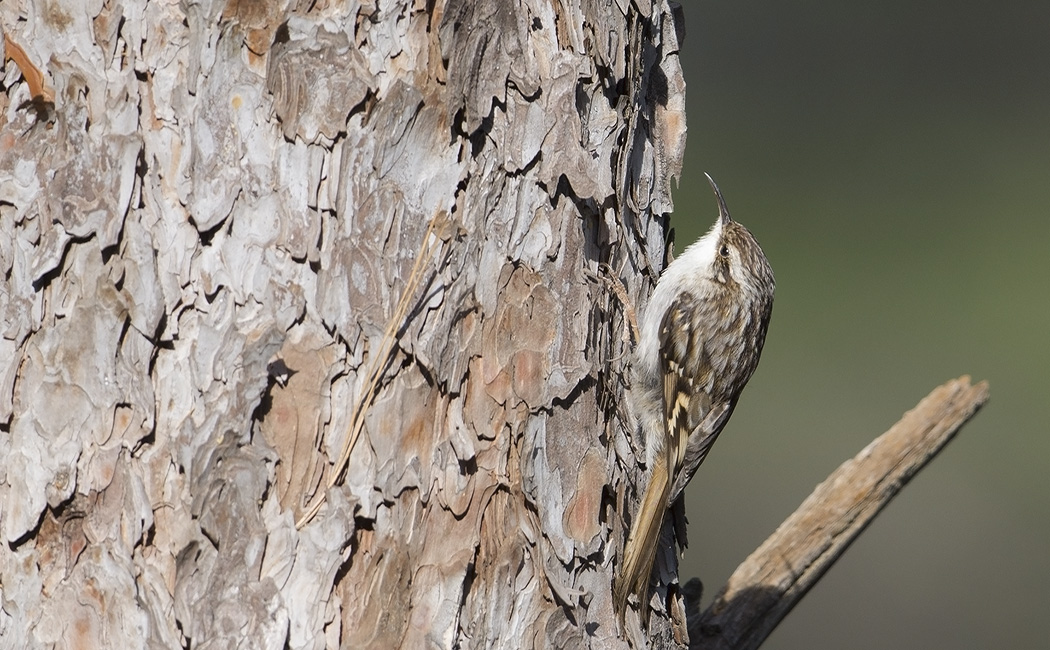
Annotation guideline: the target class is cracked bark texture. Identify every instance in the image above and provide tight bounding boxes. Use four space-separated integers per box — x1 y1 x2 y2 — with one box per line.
0 1 686 648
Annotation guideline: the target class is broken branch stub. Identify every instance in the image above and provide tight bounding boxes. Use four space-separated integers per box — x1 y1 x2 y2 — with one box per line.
690 376 990 650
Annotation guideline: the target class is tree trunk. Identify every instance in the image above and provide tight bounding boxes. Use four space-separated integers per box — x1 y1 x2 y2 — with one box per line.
0 1 686 648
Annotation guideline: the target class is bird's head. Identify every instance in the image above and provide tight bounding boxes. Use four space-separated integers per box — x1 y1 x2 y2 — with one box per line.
687 173 775 299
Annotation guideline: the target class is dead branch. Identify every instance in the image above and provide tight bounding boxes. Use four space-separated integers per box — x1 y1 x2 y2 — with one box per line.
689 375 990 650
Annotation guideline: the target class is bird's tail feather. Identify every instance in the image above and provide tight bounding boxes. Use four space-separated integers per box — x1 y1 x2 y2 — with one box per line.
614 456 670 626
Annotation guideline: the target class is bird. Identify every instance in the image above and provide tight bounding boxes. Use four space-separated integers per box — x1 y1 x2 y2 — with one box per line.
614 173 775 624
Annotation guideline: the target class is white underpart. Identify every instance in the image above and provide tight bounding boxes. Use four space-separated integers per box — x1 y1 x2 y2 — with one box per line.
634 217 723 384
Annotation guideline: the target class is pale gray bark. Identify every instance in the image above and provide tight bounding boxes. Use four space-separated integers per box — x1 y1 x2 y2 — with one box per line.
0 1 686 648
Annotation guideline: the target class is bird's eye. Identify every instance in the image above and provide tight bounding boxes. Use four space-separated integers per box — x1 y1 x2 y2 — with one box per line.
719 245 730 258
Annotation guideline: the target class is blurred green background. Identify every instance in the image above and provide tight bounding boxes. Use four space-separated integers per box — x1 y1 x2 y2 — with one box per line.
675 2 1050 648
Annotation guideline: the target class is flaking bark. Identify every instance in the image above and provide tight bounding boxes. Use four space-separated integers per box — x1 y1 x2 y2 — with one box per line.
0 1 686 648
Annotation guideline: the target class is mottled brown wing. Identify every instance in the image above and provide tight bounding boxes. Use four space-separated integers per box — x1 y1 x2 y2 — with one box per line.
659 291 731 504
658 292 705 481
668 401 732 503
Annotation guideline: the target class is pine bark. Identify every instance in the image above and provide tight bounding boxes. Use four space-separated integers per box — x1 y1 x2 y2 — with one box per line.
0 1 686 648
